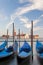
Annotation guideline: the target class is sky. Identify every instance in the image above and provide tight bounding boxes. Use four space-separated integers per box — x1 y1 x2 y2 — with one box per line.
0 0 43 37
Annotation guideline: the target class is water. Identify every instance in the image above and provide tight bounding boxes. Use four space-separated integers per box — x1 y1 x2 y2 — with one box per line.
0 38 43 65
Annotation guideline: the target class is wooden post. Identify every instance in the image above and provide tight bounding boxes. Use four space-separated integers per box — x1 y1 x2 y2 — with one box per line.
7 29 8 48
19 29 20 52
12 23 15 54
31 21 33 61
13 23 14 45
12 23 18 65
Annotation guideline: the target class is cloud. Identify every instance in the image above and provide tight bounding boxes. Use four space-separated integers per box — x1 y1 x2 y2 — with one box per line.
19 16 31 28
6 21 13 29
33 26 43 32
18 0 43 15
40 14 43 18
10 0 43 21
33 27 41 32
18 15 43 33
6 0 43 30
19 0 29 3
19 16 40 28
19 16 29 24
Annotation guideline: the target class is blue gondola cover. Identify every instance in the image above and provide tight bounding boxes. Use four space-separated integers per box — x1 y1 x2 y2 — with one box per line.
6 46 13 52
19 41 31 53
36 40 43 53
0 40 7 51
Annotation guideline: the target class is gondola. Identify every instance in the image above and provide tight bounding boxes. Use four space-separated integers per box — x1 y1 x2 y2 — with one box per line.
36 40 43 64
0 40 18 60
0 40 7 51
17 41 31 65
0 46 14 59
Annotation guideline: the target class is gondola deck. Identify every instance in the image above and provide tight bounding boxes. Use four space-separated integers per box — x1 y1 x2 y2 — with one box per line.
0 46 14 60
0 40 18 59
0 50 14 59
0 40 7 51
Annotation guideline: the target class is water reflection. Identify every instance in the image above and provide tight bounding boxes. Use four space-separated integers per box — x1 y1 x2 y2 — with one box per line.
0 56 15 65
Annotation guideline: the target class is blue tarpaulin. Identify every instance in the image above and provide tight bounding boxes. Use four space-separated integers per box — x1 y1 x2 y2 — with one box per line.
19 51 28 57
36 40 43 53
0 40 7 51
19 41 31 53
0 48 13 58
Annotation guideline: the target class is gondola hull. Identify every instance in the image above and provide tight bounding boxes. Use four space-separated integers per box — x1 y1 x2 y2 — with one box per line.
0 40 18 60
37 53 43 64
17 51 31 65
0 53 14 61
0 46 15 60
36 40 43 64
17 41 31 65
0 51 14 60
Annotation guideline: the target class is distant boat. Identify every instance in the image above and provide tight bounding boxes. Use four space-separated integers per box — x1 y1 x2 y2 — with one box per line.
36 40 43 63
17 41 31 64
0 40 7 51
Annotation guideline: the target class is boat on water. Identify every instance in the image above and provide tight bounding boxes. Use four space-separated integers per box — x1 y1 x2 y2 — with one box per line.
0 40 18 59
0 40 7 51
36 40 43 63
0 46 14 59
17 41 31 64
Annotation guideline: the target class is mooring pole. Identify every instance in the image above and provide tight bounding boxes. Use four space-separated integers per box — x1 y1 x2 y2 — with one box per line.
13 23 14 45
19 29 20 52
13 23 15 54
7 29 8 48
13 23 18 65
13 23 17 54
31 20 33 61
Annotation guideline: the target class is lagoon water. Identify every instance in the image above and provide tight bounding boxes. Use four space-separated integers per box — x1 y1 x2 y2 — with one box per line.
0 38 43 65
